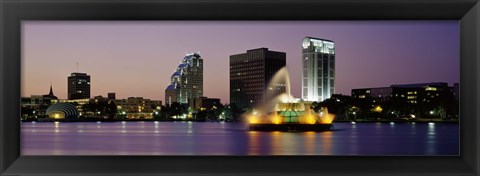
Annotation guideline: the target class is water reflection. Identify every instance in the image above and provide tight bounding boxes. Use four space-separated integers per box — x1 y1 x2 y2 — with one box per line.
248 131 260 155
304 131 316 155
54 121 60 133
270 131 282 155
426 122 437 154
320 131 333 155
21 122 458 155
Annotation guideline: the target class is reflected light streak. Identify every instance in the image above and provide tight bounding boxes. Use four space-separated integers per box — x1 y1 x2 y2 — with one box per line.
304 131 316 155
271 131 282 155
320 131 333 155
248 131 260 155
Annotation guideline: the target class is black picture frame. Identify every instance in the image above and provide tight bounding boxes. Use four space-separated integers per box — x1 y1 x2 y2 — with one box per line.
1 0 479 175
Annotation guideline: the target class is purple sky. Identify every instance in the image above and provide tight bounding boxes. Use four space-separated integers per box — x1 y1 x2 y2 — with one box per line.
22 21 459 103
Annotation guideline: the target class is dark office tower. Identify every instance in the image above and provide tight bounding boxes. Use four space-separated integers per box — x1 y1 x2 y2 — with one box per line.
68 72 91 100
230 48 286 109
165 53 203 105
108 93 116 100
302 36 335 102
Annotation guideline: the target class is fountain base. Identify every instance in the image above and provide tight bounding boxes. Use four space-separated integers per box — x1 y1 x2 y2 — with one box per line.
249 123 333 132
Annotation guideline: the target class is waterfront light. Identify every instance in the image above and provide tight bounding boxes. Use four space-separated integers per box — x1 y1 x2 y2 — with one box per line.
373 106 383 113
430 111 434 115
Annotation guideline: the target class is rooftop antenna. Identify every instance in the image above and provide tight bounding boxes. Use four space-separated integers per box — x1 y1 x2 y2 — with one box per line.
76 62 79 73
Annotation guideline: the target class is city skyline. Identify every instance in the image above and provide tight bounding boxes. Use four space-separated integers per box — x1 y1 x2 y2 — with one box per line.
22 21 459 103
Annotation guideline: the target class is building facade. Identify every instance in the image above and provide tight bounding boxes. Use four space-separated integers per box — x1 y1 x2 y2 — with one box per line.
301 36 335 102
21 85 59 119
453 83 459 102
165 53 203 105
351 82 457 119
389 82 453 105
189 97 221 111
351 87 393 102
115 97 162 119
68 72 91 100
230 48 286 109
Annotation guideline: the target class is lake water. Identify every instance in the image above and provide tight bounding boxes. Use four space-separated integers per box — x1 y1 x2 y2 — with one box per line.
21 121 459 155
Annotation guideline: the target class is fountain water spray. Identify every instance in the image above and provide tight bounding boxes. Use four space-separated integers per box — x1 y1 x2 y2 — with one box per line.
245 67 335 131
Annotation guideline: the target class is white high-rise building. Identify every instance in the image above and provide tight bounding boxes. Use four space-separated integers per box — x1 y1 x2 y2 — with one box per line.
301 36 335 102
165 53 203 105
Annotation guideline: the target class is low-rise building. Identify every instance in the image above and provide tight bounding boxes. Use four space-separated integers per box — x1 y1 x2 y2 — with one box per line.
115 97 162 119
189 97 221 111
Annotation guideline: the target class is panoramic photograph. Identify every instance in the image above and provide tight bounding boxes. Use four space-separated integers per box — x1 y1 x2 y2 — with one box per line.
21 21 459 155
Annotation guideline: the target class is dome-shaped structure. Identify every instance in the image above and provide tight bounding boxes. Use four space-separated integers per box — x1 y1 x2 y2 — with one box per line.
46 103 79 119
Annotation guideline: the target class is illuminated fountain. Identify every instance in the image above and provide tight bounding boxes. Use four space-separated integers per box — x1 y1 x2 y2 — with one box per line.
246 67 335 131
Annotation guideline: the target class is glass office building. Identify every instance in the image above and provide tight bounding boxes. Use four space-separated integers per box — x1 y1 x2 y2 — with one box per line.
302 36 335 102
230 48 286 109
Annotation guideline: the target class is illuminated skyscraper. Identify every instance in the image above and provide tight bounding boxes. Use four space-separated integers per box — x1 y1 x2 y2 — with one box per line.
68 72 91 100
165 53 203 105
302 36 335 102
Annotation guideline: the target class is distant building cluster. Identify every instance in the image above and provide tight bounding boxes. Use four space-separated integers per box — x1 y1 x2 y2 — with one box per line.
352 82 458 103
21 72 163 120
346 82 459 119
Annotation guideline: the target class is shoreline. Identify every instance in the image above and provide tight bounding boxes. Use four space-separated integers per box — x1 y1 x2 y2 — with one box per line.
21 118 459 124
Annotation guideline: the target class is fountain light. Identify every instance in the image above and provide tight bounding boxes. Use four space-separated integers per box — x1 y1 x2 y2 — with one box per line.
248 115 259 124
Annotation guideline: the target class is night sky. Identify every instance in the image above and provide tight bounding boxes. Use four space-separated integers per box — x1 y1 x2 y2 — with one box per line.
22 21 459 103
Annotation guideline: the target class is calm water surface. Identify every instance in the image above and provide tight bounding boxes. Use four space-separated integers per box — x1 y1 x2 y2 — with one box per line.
21 121 458 155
